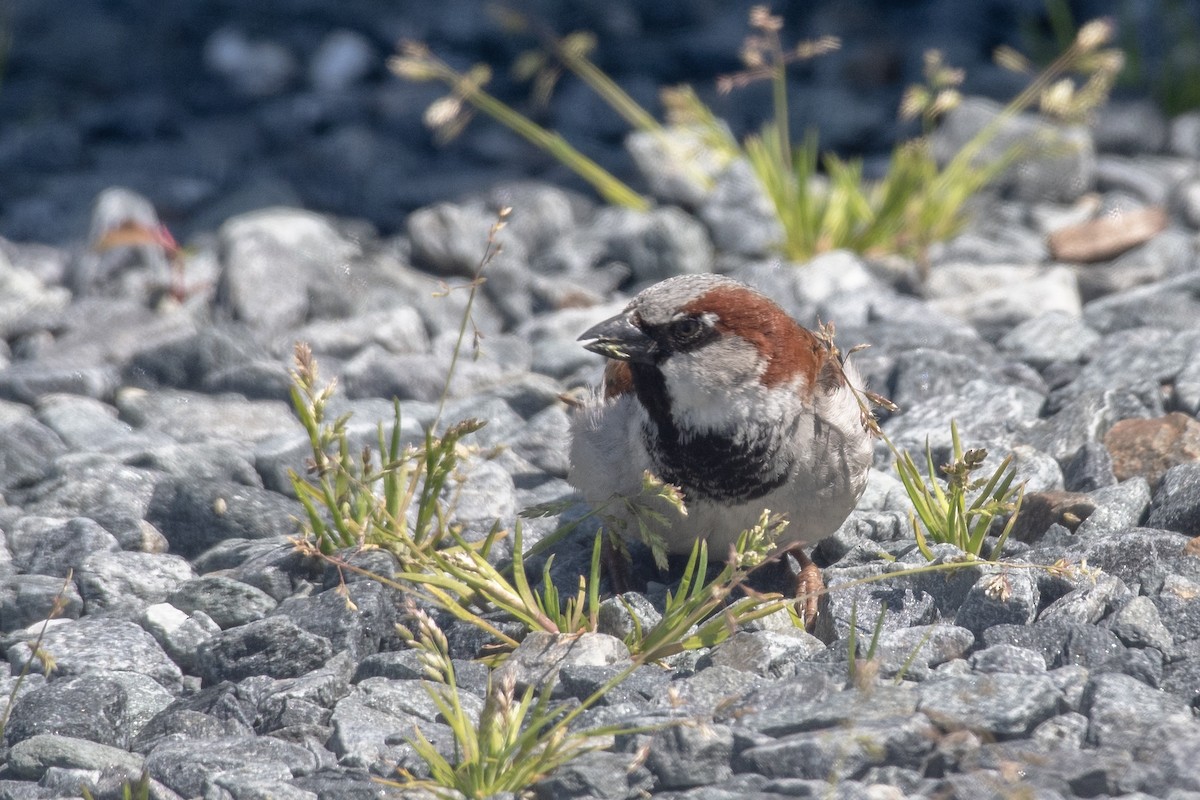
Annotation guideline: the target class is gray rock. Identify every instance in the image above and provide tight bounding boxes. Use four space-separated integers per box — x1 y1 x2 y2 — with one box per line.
351 650 427 683
969 644 1047 674
340 344 511 402
1171 172 1200 229
885 547 998 618
479 182 591 256
925 264 1082 338
833 624 975 682
1075 527 1196 588
645 723 735 789
655 664 765 712
707 630 825 678
1169 111 1200 158
207 768 320 800
3 671 167 756
167 575 278 629
215 207 361 332
931 200 1050 267
533 750 654 800
1147 462 1200 534
258 651 353 716
596 592 663 641
4 734 145 782
4 617 182 691
1060 328 1200 407
1132 722 1200 796
494 631 630 692
1011 445 1066 495
606 205 714 285
0 416 67 491
917 672 1063 736
12 461 163 547
115 387 301 444
889 348 1019 410
124 440 264 487
0 362 121 404
1027 388 1159 464
1038 573 1131 625
274 579 399 662
223 539 318 601
405 201 496 276
1030 711 1089 751
508 404 571 479
1094 155 1187 205
144 735 321 798
293 305 430 359
76 550 196 618
2 673 136 748
140 603 221 673
1076 478 1151 536
8 292 195 377
1063 441 1118 493
6 516 118 577
1093 100 1169 155
1084 272 1200 333
932 97 1094 203
204 27 296 96
1082 672 1193 748
0 574 84 632
1161 636 1200 703
446 457 517 544
732 250 877 323
627 125 727 209
713 666 843 736
1108 596 1175 653
1063 624 1129 672
308 29 374 92
1073 229 1196 302
698 158 784 256
556 663 668 708
997 310 1102 369
132 682 257 753
145 477 302 557
0 253 71 341
884 379 1045 458
736 713 938 781
195 615 334 685
328 677 459 776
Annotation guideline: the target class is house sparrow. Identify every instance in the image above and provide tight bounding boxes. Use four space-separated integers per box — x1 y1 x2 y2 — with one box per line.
568 274 873 624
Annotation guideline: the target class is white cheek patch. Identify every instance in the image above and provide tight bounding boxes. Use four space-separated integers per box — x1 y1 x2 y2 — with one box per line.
659 339 805 435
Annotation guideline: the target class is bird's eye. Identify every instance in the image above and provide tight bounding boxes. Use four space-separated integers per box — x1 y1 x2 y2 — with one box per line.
672 316 703 341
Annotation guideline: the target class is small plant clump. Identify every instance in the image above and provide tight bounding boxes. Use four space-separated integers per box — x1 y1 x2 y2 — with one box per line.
384 602 629 798
893 421 1026 561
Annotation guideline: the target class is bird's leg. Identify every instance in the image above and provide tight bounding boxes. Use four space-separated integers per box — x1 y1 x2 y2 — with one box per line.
601 532 633 595
783 544 824 632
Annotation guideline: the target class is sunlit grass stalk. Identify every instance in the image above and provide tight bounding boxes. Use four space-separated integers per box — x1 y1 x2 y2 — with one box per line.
1 571 72 738
391 603 657 798
390 43 648 211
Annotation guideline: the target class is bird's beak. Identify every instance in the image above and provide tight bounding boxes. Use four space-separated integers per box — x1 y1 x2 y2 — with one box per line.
578 313 658 363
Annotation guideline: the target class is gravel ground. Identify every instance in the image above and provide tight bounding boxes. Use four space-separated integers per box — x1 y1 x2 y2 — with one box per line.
3 2 1200 799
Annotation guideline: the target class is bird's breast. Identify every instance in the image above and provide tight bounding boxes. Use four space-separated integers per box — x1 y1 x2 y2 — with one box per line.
642 419 795 504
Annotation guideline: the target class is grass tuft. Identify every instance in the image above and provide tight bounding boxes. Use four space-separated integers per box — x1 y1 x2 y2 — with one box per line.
392 6 1123 270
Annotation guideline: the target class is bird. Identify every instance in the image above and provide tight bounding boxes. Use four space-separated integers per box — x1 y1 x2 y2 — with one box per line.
567 273 874 625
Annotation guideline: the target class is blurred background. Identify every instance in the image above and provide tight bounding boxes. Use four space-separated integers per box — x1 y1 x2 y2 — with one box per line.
1 0 1198 244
